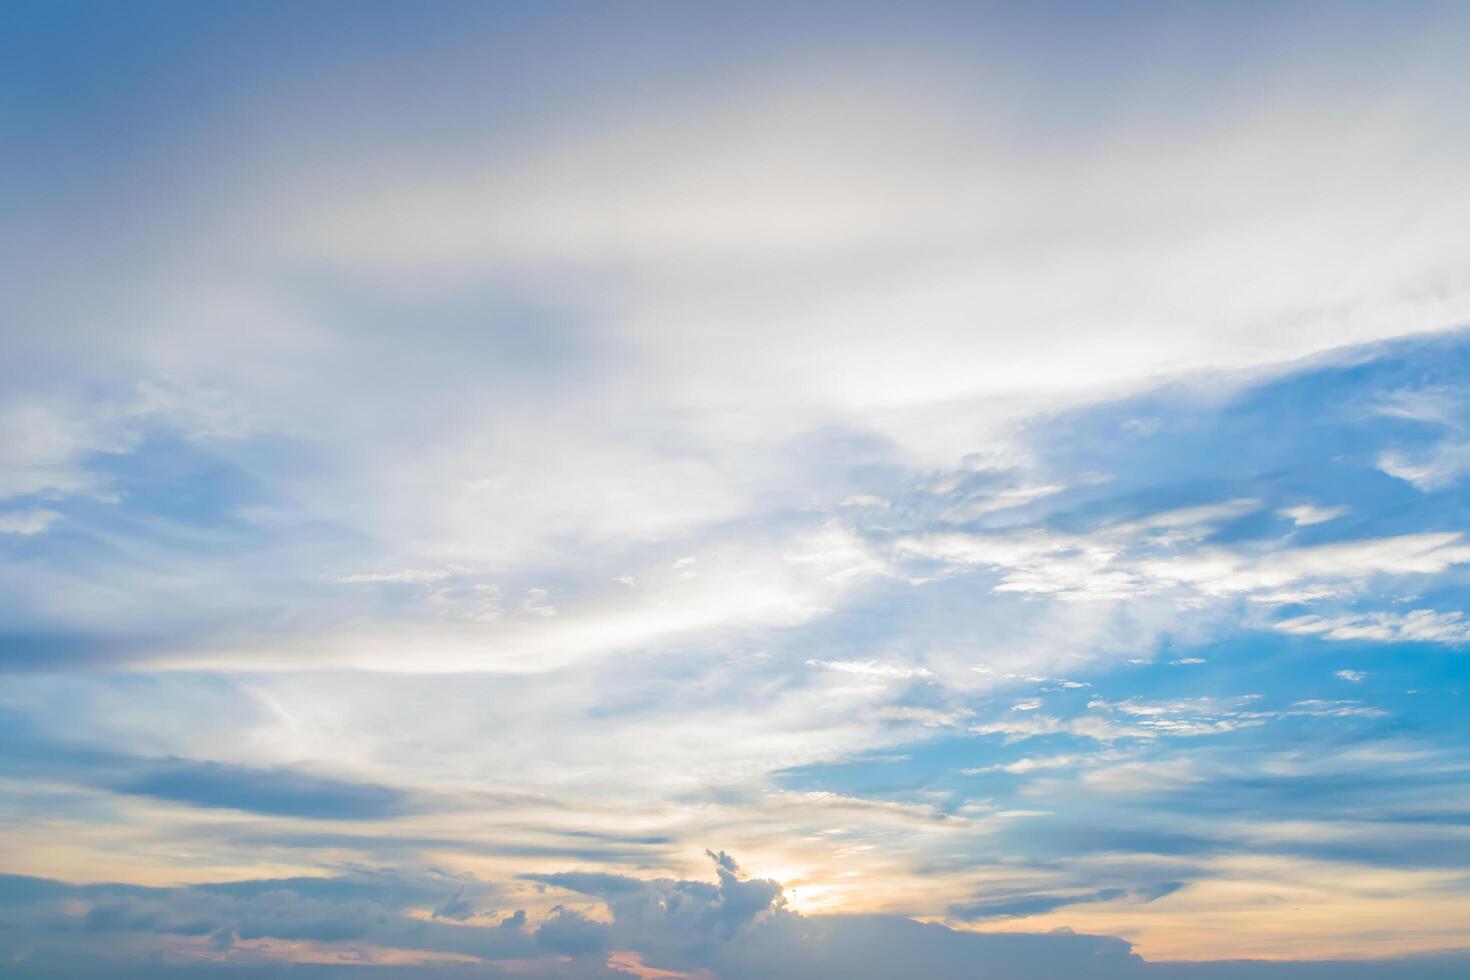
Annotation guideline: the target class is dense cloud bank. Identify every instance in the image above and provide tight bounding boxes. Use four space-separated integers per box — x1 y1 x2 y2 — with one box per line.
3 858 1468 979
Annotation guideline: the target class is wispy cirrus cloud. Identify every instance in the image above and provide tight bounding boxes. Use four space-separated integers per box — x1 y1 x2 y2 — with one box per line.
1277 609 1470 645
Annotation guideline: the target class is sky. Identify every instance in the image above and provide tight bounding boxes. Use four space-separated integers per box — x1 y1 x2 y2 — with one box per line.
3 1 1470 977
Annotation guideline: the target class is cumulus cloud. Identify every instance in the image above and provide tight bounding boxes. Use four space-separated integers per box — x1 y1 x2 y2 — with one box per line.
526 851 786 951
0 869 526 966
3 861 1464 979
535 906 611 957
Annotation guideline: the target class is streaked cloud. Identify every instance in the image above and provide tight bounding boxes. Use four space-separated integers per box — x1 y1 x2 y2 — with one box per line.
1277 609 1470 645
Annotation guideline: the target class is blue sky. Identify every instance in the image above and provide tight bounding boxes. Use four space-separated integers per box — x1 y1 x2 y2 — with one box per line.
3 2 1470 977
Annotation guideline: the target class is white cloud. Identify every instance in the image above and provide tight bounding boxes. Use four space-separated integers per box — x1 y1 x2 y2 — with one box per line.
1288 699 1387 719
964 755 1083 775
1248 589 1344 605
335 568 463 585
878 706 972 727
271 51 1470 476
940 484 1066 523
521 588 558 618
0 508 61 535
807 659 933 680
1379 441 1470 491
839 495 891 509
0 399 133 502
1078 696 1280 738
899 504 1470 606
7 27 1470 687
1277 609 1470 645
1081 758 1202 794
970 696 1285 744
1372 386 1470 490
145 520 895 673
0 384 257 509
1371 386 1462 426
1335 670 1367 682
1278 504 1350 526
1136 532 1470 596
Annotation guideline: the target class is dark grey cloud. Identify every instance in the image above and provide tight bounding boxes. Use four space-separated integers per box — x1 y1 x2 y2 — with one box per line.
3 861 1470 979
535 906 612 957
115 759 409 819
432 889 478 921
0 711 411 820
0 869 539 967
528 850 784 953
949 882 1185 921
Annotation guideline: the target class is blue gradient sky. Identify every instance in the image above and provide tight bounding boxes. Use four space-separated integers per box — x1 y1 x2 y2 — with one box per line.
3 2 1470 977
